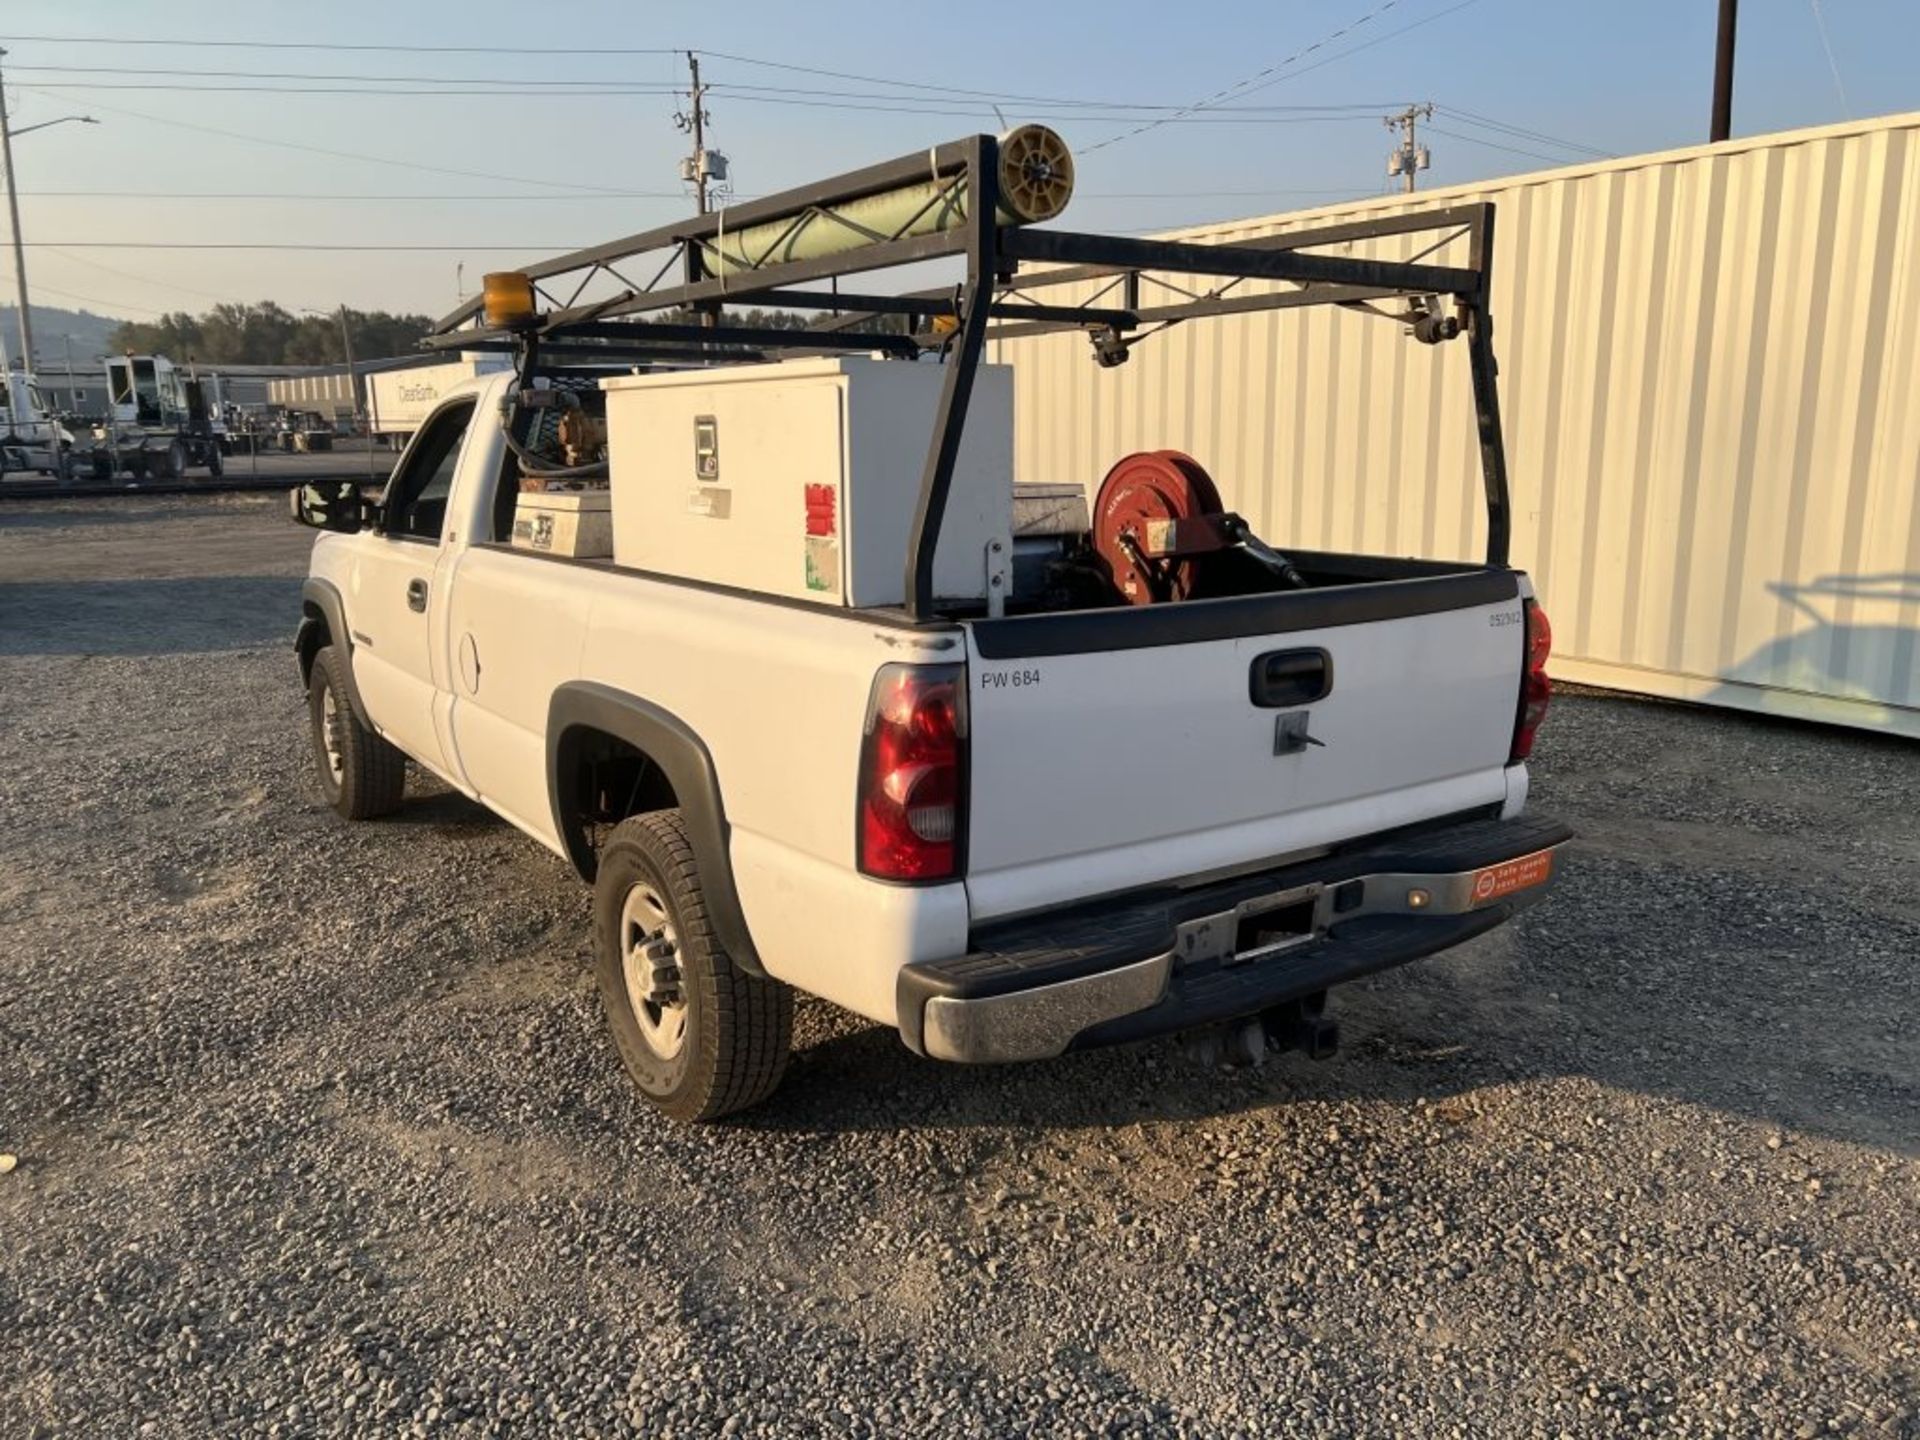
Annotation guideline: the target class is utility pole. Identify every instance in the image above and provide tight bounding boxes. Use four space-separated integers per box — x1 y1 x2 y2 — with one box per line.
336 305 360 433
0 49 34 369
1385 103 1434 194
63 332 77 409
686 51 709 214
1710 0 1738 142
675 51 729 215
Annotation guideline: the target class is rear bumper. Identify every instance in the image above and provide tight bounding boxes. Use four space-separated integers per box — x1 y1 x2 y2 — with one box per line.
897 811 1570 1062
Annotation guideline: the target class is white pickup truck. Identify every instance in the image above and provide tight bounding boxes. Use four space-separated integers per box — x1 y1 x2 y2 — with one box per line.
290 136 1566 1121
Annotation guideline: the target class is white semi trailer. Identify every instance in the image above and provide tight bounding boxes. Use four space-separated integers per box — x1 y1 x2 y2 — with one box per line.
366 357 508 449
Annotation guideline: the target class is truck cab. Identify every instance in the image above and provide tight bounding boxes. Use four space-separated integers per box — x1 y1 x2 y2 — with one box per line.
0 371 76 481
91 354 226 481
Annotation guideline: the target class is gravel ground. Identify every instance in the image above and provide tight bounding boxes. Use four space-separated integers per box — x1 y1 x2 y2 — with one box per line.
1 494 1915 1439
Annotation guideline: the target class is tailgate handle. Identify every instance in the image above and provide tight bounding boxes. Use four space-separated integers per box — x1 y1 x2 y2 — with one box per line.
1250 648 1332 707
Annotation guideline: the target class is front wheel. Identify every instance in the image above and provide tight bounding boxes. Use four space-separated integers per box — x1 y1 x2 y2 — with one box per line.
307 645 406 819
593 810 792 1122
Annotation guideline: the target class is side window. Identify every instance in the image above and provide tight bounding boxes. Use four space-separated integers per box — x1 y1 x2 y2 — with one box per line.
384 399 475 541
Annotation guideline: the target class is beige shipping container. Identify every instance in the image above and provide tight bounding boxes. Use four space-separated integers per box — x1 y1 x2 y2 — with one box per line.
991 111 1920 738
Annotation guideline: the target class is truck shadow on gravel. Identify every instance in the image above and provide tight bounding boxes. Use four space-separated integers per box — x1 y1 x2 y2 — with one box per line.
743 972 1918 1158
0 576 296 655
730 855 1920 1159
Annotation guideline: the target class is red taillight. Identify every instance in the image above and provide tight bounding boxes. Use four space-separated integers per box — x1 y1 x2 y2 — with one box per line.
858 663 967 881
1510 599 1553 762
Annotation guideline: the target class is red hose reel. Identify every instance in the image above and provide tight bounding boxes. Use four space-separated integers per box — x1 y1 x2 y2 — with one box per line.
1091 449 1228 605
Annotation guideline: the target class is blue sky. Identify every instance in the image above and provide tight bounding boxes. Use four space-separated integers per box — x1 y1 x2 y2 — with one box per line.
3 0 1914 325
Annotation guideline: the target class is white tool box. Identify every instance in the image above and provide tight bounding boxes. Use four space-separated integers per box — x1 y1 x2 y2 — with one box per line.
601 356 1013 607
510 488 613 559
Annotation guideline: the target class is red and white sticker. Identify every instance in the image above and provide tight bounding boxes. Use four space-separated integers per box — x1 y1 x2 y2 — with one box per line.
1469 849 1555 906
804 483 838 537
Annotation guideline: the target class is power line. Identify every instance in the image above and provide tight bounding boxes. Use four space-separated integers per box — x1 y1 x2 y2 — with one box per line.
0 33 685 55
9 186 1365 203
697 49 1123 105
701 43 1406 114
12 82 686 97
12 190 716 201
1198 0 1485 103
1422 125 1577 166
10 80 1402 126
1083 186 1371 199
19 242 596 251
43 245 250 305
1806 0 1851 116
3 62 1405 112
4 62 688 85
709 95 1385 123
1433 104 1612 159
1081 0 1408 154
22 87 643 193
1 274 165 315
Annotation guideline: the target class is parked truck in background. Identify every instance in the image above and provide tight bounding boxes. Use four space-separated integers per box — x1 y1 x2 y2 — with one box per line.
91 354 226 480
0 369 77 482
288 132 1567 1123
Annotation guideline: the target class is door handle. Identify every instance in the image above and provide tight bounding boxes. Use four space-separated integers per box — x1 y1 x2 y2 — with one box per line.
407 578 429 613
1249 648 1332 707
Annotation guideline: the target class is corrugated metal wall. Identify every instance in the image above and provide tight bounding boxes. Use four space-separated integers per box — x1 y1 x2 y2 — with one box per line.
991 112 1920 737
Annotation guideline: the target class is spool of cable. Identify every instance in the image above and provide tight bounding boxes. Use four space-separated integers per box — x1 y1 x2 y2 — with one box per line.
700 124 1074 275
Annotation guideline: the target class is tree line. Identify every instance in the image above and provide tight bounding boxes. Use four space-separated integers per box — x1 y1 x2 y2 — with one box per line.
105 300 849 368
109 303 433 367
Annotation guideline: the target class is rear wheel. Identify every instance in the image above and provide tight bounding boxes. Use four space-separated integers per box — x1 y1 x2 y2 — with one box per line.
593 810 792 1122
307 645 406 819
205 444 224 477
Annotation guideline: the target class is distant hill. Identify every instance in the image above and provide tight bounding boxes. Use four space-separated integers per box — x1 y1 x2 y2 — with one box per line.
0 304 126 367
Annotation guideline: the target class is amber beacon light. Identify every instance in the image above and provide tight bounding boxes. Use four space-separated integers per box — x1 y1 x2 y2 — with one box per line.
482 271 537 329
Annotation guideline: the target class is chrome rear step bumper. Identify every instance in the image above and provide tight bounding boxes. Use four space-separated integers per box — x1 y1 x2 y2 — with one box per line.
898 812 1570 1063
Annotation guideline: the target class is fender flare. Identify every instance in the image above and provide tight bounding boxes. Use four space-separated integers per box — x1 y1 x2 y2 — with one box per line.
547 682 765 978
297 576 372 726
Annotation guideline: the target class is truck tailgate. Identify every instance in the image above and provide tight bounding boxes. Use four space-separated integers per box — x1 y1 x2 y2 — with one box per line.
960 572 1526 921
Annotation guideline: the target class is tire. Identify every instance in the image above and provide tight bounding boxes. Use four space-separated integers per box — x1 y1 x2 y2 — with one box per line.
205 445 224 478
160 438 186 481
306 645 406 820
593 810 792 1122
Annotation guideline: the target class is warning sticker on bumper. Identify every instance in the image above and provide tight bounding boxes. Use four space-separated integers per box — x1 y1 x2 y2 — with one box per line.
1469 849 1555 906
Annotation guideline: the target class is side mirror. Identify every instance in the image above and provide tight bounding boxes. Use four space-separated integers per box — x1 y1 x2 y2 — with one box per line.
289 480 367 533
